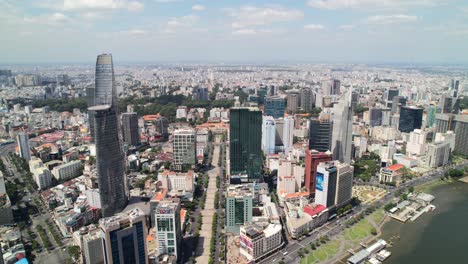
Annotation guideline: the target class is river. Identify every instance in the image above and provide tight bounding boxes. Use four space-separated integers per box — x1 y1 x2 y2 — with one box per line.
379 180 468 264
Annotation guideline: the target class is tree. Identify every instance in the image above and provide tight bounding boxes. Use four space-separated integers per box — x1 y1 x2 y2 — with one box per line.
408 186 414 193
371 228 377 235
67 246 81 261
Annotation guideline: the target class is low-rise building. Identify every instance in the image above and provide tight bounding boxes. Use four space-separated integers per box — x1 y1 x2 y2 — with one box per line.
158 170 195 201
379 164 404 185
240 221 282 261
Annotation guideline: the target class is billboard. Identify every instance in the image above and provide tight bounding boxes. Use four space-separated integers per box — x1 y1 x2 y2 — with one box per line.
316 172 324 191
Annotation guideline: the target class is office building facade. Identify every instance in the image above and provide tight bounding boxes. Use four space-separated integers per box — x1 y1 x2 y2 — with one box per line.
309 118 332 152
173 128 196 170
398 106 423 133
16 132 31 161
286 92 301 113
100 208 148 264
88 54 128 218
261 116 276 155
264 96 286 118
304 150 332 194
226 184 254 233
154 199 182 259
331 94 353 164
229 107 262 182
315 162 338 208
121 112 140 146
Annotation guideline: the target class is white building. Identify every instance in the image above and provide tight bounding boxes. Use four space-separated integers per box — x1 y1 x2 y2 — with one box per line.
406 129 427 156
173 128 196 169
239 222 282 261
262 116 276 155
425 142 451 168
16 132 31 161
283 116 294 153
29 158 52 190
434 131 456 151
153 199 182 259
176 106 187 119
82 227 104 264
51 160 83 181
158 170 195 200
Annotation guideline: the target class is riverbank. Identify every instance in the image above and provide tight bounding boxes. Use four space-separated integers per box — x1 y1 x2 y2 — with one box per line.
379 179 468 264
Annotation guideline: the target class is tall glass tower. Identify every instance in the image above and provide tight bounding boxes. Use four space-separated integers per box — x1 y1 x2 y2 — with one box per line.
89 54 128 217
229 107 262 183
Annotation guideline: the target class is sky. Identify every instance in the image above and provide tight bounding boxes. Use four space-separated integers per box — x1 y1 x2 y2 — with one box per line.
1 0 468 64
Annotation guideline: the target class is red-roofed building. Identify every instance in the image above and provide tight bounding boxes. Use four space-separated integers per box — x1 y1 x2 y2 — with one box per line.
379 163 404 184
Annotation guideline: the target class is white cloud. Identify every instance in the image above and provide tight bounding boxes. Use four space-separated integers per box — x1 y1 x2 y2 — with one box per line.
365 14 418 24
24 12 72 25
232 29 257 35
163 15 199 33
155 0 181 2
192 5 205 11
307 0 438 10
63 0 143 12
227 6 304 29
304 24 325 30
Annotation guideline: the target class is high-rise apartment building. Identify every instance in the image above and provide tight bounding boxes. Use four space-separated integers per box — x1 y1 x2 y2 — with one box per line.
154 199 182 259
229 107 262 182
264 96 286 118
304 150 332 193
262 116 276 155
88 54 127 217
100 208 148 264
121 112 140 146
406 129 428 156
398 106 423 133
16 132 31 161
173 128 196 171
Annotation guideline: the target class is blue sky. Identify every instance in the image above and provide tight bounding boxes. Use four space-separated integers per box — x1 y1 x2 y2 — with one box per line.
1 0 468 64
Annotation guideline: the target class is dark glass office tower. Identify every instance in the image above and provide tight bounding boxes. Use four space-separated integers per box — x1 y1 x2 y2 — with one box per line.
229 107 262 182
309 118 332 152
398 106 423 133
265 96 286 118
122 112 140 146
89 54 127 217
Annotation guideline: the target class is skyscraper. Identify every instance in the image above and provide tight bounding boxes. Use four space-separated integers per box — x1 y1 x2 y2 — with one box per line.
173 128 196 171
154 198 182 259
286 92 300 114
391 96 407 113
226 184 254 233
384 88 399 108
315 161 338 208
88 54 127 217
229 107 262 182
368 108 383 127
261 116 276 155
100 208 148 264
304 150 332 193
331 94 353 164
398 106 423 133
16 132 31 161
309 117 332 152
301 88 314 112
121 112 140 146
264 96 286 118
283 116 294 153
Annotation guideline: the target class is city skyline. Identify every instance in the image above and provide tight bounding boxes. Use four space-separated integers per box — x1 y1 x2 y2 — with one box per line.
1 0 468 64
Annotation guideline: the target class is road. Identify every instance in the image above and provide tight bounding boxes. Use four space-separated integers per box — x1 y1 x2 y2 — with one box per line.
195 144 221 263
259 162 468 264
